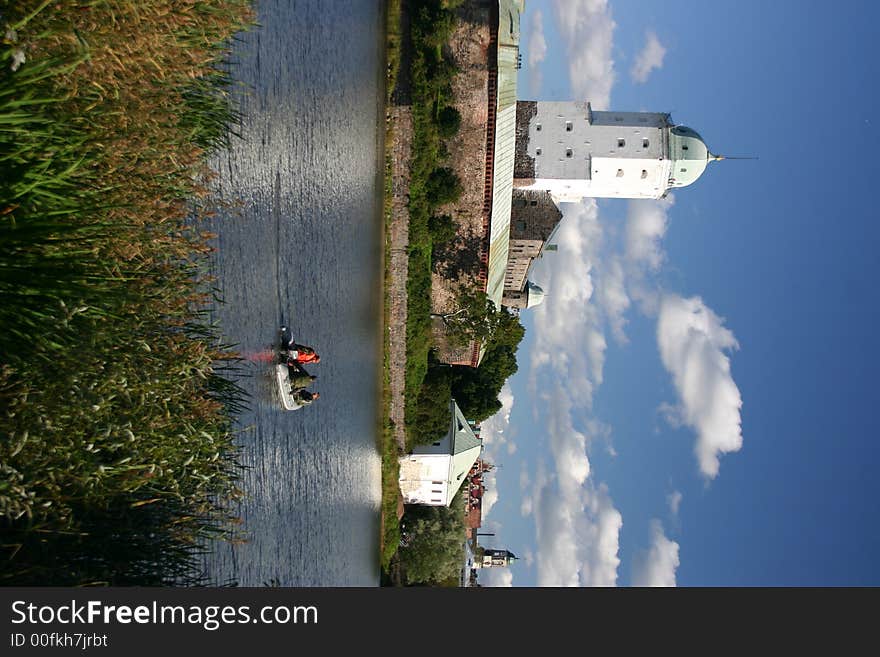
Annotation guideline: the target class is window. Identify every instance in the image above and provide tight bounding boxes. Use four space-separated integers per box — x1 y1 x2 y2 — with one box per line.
565 148 573 157
615 116 623 121
682 145 689 151
432 441 441 447
530 200 537 206
641 170 648 179
515 220 526 231
642 138 649 148
565 121 573 132
680 168 687 173
536 123 542 131
616 169 624 177
535 148 542 156
432 481 442 485
617 139 625 148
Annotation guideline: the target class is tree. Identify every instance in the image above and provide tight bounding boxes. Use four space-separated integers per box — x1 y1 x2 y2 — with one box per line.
432 289 524 349
399 490 467 584
436 106 461 139
425 167 462 207
412 364 453 444
450 343 519 421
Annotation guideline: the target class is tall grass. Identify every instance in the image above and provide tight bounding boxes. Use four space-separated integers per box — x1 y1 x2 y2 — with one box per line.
0 0 252 585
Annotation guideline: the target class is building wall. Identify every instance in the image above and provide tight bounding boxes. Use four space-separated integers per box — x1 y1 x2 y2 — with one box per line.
398 454 451 506
502 239 539 290
501 189 563 299
513 101 676 201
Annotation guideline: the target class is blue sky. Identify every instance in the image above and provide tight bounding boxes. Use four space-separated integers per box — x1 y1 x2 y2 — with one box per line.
476 0 880 586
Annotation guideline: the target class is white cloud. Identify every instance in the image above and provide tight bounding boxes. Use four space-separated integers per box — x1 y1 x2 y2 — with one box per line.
657 295 743 478
530 200 605 404
481 568 514 587
631 31 667 84
525 198 625 586
598 256 630 344
527 9 547 94
632 520 680 586
523 548 535 567
481 472 499 519
551 0 616 107
667 490 683 517
479 383 514 454
534 480 622 586
625 196 673 272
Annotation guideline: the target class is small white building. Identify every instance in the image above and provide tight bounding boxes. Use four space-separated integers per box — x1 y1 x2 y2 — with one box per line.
398 400 482 506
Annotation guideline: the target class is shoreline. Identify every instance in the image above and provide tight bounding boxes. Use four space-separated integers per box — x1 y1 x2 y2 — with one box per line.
378 0 410 578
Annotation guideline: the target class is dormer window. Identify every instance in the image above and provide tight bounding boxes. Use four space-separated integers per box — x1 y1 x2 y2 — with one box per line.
565 121 573 132
642 138 649 148
616 169 624 177
617 138 626 148
641 170 648 179
536 123 542 131
565 148 573 158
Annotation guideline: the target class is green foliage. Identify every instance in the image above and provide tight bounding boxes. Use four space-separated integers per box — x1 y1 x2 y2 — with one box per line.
0 0 253 585
380 416 403 571
428 213 456 245
411 362 453 445
450 342 520 421
403 0 463 443
425 167 462 206
398 489 466 584
435 105 461 139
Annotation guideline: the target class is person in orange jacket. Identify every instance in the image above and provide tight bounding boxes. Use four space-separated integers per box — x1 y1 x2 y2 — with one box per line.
287 344 320 365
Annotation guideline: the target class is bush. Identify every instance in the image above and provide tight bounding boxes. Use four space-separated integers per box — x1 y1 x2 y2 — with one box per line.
436 106 461 139
425 167 462 207
411 363 452 444
428 214 457 245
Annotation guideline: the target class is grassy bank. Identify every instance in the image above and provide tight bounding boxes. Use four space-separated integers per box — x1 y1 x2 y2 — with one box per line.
404 0 463 446
379 0 403 574
378 0 464 576
0 0 252 585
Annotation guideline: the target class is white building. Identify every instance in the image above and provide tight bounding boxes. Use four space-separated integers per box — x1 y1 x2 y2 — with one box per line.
398 400 482 506
475 548 518 569
513 100 720 203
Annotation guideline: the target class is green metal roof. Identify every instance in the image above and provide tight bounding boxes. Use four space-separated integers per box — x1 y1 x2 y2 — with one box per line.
485 0 523 309
669 125 711 187
446 400 482 504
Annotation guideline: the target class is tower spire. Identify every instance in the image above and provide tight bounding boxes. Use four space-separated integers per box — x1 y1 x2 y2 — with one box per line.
710 153 758 162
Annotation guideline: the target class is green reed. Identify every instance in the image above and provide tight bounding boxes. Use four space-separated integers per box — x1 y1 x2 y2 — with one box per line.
0 0 253 585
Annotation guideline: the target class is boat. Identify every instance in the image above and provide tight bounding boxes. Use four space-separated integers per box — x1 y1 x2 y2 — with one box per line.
276 362 304 411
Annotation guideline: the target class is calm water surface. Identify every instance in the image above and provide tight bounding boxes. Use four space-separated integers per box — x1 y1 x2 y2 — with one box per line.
200 0 385 586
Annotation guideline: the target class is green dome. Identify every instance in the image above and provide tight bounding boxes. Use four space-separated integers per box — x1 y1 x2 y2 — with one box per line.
525 281 545 309
668 125 713 188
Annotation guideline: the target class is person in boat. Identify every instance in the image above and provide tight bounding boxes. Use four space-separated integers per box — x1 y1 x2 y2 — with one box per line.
292 389 319 406
288 366 317 392
287 344 320 365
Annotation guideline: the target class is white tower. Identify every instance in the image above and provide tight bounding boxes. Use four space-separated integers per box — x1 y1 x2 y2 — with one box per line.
513 101 720 203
